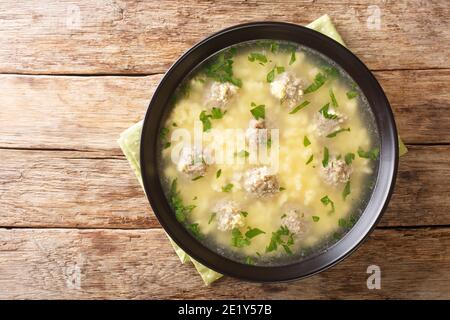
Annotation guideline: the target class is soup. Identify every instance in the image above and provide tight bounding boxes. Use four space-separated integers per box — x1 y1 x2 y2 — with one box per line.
158 40 380 266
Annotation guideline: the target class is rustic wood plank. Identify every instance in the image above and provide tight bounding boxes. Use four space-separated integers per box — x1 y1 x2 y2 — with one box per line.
0 227 448 299
0 70 449 154
0 145 449 229
0 0 448 74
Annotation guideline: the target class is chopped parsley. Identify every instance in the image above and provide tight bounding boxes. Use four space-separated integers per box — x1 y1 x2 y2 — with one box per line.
216 169 222 178
330 88 339 108
208 212 216 224
303 135 311 147
326 127 351 138
266 225 294 255
231 228 250 248
279 187 286 191
321 195 335 213
306 154 314 165
343 181 351 200
322 147 329 167
319 103 338 119
346 90 359 99
289 100 310 114
248 52 268 65
245 227 266 239
204 47 242 87
169 179 196 223
304 72 327 94
270 42 279 53
289 51 296 65
160 127 171 149
358 147 380 160
245 256 255 265
199 108 225 131
211 107 225 119
250 102 265 120
345 153 355 165
267 65 285 83
191 175 203 181
222 183 234 193
231 227 265 248
312 216 320 222
236 150 250 158
199 111 212 132
187 223 203 239
240 211 249 218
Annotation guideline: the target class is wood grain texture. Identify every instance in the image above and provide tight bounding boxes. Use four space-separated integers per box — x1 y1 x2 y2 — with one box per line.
0 0 448 74
0 145 448 229
0 227 448 299
0 70 449 155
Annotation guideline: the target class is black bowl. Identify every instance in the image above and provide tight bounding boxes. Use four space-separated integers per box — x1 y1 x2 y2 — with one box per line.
140 22 398 282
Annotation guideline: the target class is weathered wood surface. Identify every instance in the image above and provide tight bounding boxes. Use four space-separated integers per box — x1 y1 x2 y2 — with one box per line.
0 69 449 154
0 227 448 299
0 1 449 74
0 145 448 229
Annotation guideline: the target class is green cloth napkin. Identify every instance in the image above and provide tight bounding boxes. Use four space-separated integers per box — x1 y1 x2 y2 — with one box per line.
117 14 407 286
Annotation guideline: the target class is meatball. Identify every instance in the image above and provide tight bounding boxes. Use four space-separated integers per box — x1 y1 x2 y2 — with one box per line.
207 81 238 108
246 119 269 146
177 146 208 177
243 166 279 197
314 109 347 137
321 157 353 185
281 209 309 237
214 200 245 231
270 72 304 109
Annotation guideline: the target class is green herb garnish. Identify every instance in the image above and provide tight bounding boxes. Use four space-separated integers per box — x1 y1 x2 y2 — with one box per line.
346 90 358 99
216 169 222 178
266 65 285 82
187 223 203 239
322 147 329 167
279 187 286 191
266 226 294 255
326 127 351 138
312 216 320 222
208 212 216 224
304 72 327 94
289 51 296 65
245 256 255 265
330 88 339 108
204 47 242 87
169 179 196 223
191 175 203 181
319 103 338 119
320 195 335 213
303 135 311 147
236 150 250 158
160 127 171 149
199 111 212 132
211 107 225 119
222 183 234 193
343 181 351 200
358 147 380 160
250 103 265 120
248 52 268 64
245 227 266 239
232 227 265 248
306 154 314 165
345 153 355 165
231 228 250 248
240 211 249 218
289 100 310 114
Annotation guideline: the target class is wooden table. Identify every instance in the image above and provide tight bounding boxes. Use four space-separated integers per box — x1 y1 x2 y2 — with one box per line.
0 0 449 299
